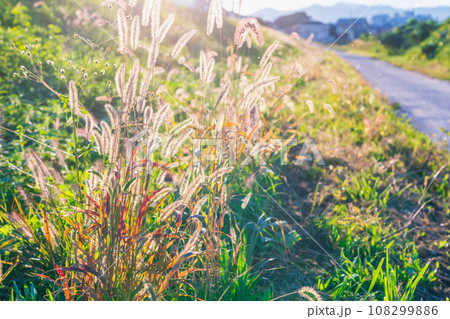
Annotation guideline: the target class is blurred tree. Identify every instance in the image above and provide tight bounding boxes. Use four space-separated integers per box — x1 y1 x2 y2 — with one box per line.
275 12 311 29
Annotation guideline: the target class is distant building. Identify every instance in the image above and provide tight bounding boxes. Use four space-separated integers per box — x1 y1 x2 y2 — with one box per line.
390 13 409 27
372 14 390 26
416 14 433 21
336 18 370 41
404 11 415 20
372 14 392 34
291 21 335 43
271 8 438 43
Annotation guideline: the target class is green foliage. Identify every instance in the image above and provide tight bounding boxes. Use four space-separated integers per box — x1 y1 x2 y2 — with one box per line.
419 19 450 59
380 19 440 54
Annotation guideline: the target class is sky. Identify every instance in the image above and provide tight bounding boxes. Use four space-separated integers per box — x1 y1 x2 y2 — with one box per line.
220 0 450 15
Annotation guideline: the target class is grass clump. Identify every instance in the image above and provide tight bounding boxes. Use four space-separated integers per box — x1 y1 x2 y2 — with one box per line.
0 0 295 301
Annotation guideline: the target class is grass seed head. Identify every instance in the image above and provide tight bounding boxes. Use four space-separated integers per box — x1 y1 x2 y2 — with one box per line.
171 30 197 58
151 0 161 40
324 103 335 118
68 80 79 112
117 9 129 55
241 192 252 209
115 63 126 97
306 100 315 114
234 18 263 48
157 13 174 44
105 103 119 129
130 15 141 51
260 40 279 68
142 0 154 27
298 287 322 301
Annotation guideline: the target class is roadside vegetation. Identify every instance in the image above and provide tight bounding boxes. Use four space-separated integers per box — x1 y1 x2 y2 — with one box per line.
341 19 450 80
0 0 448 301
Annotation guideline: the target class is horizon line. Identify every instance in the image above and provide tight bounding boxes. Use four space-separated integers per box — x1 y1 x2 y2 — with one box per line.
249 2 450 14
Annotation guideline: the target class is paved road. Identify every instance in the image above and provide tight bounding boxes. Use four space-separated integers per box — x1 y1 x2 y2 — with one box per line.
336 51 450 146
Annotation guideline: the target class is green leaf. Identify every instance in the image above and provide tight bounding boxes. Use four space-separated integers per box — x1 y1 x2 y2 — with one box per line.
123 178 137 193
367 258 384 298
